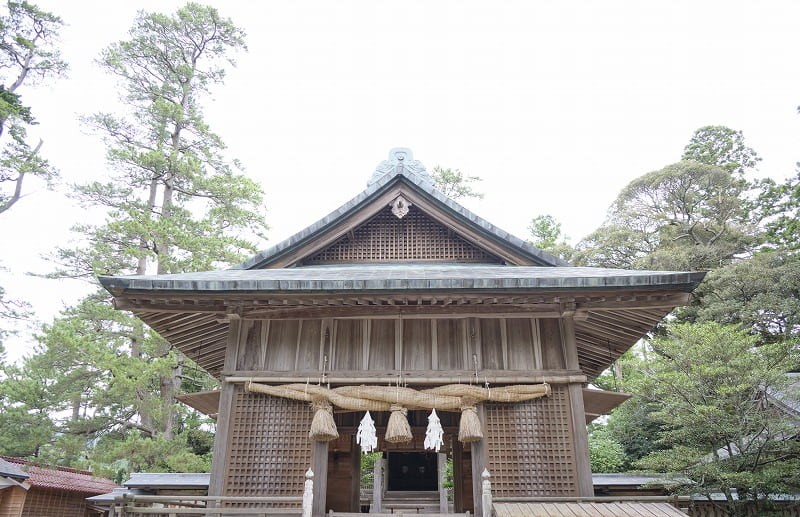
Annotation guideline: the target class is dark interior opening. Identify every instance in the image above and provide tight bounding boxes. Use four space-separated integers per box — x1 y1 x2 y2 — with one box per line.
386 452 438 491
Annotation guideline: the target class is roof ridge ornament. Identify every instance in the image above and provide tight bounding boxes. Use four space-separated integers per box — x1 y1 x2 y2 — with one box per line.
368 147 431 185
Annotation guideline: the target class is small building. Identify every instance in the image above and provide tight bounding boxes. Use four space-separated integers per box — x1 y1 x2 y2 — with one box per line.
0 456 117 517
100 149 704 515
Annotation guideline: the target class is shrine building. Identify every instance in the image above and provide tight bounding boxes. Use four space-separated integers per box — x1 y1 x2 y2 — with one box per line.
99 148 704 516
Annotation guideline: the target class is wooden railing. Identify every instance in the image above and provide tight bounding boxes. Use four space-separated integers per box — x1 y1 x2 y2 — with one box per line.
110 470 314 517
110 495 303 516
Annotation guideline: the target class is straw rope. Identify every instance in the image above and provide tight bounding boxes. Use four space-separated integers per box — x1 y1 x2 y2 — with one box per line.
245 381 550 411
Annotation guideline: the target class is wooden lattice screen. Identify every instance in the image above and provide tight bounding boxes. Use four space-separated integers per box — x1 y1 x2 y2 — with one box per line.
303 205 503 264
223 389 313 507
484 386 578 496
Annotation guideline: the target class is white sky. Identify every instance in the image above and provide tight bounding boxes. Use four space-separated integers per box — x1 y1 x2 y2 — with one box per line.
2 1 799 362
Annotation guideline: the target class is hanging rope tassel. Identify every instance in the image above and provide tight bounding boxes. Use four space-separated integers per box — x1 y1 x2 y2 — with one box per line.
458 398 483 443
356 411 378 453
309 397 339 442
424 408 444 452
385 405 412 443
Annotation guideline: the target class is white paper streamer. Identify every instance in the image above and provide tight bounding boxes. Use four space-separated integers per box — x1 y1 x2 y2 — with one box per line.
424 408 444 452
356 411 378 453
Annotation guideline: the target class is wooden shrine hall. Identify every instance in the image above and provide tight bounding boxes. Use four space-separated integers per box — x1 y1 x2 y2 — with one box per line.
99 148 704 516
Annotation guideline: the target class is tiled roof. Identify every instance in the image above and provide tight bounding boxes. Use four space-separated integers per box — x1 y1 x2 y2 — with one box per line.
0 457 118 495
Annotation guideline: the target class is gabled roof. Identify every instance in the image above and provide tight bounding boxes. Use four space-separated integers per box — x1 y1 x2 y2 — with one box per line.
98 149 705 379
235 150 568 269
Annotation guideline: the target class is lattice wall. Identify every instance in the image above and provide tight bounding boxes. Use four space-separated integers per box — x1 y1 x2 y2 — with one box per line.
304 205 503 264
485 386 578 496
224 389 313 507
20 488 89 517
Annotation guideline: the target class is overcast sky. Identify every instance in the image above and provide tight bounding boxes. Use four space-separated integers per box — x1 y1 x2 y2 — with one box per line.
2 1 799 361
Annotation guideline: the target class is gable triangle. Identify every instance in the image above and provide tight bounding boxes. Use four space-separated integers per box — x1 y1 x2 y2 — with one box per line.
301 203 504 265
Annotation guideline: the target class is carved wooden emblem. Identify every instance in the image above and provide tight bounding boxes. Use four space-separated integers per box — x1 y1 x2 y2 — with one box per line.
390 195 411 219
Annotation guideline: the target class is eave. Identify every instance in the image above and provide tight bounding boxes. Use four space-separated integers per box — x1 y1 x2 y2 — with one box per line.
100 265 704 380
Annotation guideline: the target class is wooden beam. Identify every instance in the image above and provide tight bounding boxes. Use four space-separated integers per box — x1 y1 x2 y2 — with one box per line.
242 305 562 320
224 370 587 385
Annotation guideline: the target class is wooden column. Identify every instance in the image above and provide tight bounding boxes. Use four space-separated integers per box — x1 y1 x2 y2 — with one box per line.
208 320 241 497
312 441 329 517
561 315 593 496
452 439 464 513
470 404 488 517
371 458 384 513
437 452 448 513
350 436 361 512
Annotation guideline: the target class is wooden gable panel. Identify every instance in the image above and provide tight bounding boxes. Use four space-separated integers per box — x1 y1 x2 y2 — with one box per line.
303 205 503 264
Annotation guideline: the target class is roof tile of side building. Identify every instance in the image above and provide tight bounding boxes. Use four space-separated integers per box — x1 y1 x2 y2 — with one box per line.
233 161 569 270
0 457 28 479
0 456 118 495
100 264 705 294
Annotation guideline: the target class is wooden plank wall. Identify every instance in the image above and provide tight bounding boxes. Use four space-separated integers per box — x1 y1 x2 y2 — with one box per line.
0 486 26 517
19 488 89 517
232 316 569 373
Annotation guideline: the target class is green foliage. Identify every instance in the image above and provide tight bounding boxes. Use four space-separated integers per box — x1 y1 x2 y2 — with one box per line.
60 2 266 277
636 323 800 514
574 160 760 270
593 347 668 469
686 250 800 343
360 452 381 490
0 359 58 457
15 3 263 475
682 125 761 175
0 282 30 348
0 0 65 214
431 166 484 200
588 428 626 473
527 214 574 261
759 171 800 250
90 431 212 481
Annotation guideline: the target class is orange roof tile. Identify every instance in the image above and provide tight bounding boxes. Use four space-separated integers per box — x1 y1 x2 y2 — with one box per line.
1 457 118 495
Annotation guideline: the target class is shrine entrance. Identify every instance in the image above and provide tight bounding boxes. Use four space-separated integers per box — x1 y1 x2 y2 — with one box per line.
387 452 438 492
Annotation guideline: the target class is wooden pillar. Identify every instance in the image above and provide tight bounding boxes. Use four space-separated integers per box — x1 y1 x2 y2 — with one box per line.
208 381 235 497
470 404 488 517
312 441 329 517
350 436 361 512
437 452 448 513
208 319 242 497
452 439 464 513
561 315 594 496
371 458 384 513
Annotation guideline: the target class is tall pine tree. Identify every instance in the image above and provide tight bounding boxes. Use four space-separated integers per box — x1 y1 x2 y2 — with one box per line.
7 4 268 476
